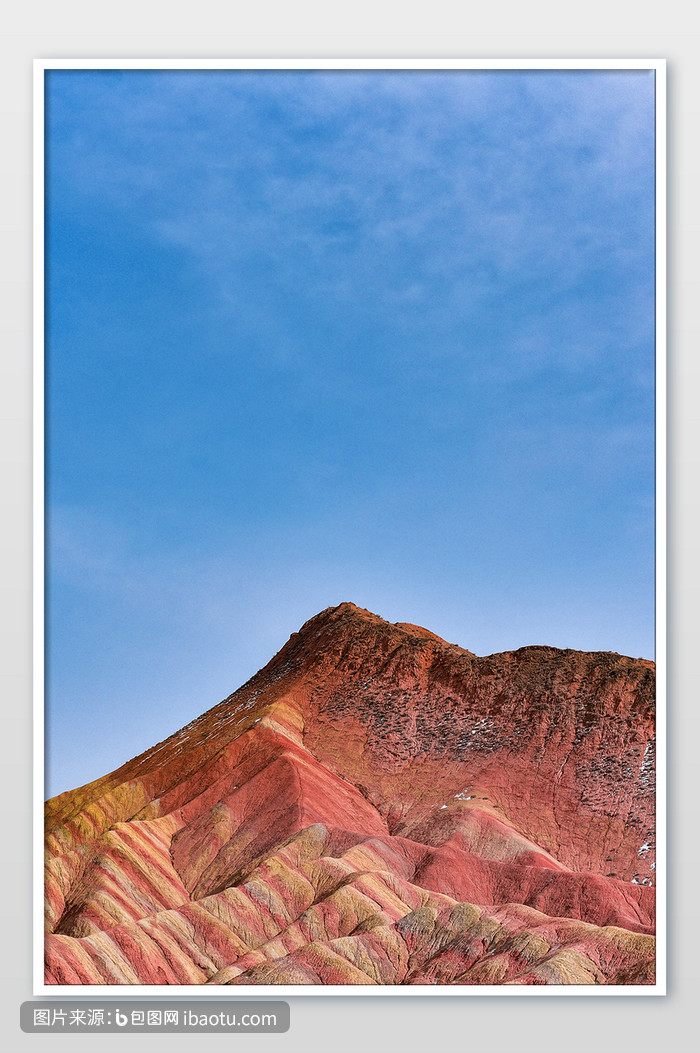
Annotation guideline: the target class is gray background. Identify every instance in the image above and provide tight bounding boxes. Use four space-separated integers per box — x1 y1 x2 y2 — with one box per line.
2 3 697 1050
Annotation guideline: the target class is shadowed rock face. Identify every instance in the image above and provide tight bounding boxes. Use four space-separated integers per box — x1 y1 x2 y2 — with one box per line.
44 603 656 986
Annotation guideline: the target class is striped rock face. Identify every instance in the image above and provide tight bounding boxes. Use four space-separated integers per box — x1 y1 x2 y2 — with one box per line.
45 603 656 986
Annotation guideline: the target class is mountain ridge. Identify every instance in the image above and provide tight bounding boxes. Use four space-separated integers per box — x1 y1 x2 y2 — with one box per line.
45 601 656 986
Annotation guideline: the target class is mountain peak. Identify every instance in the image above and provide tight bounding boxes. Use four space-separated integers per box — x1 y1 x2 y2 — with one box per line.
44 604 656 987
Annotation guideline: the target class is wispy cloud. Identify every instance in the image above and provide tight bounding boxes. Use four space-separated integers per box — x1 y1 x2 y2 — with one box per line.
49 71 654 372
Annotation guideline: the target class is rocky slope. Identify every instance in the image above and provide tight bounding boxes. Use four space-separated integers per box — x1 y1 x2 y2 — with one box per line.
44 603 656 986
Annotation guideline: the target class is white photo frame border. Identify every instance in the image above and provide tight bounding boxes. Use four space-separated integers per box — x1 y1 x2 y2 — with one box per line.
33 56 667 997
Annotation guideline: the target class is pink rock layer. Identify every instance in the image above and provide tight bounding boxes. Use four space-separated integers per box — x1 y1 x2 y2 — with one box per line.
45 603 656 986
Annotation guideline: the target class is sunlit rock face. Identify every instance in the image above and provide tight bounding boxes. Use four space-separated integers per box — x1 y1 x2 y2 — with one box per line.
45 602 656 986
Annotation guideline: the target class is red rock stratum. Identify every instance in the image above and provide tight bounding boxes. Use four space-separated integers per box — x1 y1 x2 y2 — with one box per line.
45 602 656 986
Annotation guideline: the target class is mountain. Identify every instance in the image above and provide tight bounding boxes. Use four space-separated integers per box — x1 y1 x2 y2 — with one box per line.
44 602 656 986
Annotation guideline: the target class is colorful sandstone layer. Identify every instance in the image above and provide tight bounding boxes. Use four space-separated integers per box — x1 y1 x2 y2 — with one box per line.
45 602 656 986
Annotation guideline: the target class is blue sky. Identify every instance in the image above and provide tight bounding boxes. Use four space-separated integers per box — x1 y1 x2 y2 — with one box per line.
45 69 656 797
